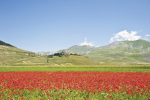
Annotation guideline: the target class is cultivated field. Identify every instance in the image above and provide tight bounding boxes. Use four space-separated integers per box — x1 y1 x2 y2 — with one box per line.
0 65 150 72
0 66 150 100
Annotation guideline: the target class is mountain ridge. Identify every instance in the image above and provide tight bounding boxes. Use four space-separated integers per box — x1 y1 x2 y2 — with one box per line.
0 40 15 47
64 39 150 54
1 39 150 65
63 39 150 65
0 40 100 66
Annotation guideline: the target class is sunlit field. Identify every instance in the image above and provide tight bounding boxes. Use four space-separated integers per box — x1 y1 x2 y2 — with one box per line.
0 66 150 100
0 65 150 72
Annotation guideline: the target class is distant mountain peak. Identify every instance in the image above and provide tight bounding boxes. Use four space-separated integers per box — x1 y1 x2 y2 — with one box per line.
80 45 94 47
80 38 94 47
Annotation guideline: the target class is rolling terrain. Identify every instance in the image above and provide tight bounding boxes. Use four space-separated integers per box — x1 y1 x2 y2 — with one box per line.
0 44 47 66
0 40 99 66
1 39 150 66
64 39 150 65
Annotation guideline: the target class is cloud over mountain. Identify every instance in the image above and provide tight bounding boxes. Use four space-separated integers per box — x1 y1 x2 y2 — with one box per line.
109 30 141 43
80 38 94 46
145 34 150 40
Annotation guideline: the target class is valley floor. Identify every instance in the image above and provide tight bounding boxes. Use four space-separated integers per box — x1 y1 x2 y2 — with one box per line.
0 65 150 72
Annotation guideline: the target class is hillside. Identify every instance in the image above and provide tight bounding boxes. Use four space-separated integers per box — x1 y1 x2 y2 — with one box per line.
47 55 99 66
37 39 150 65
0 40 99 66
62 45 96 55
2 39 150 66
86 39 150 65
0 40 15 47
0 45 48 65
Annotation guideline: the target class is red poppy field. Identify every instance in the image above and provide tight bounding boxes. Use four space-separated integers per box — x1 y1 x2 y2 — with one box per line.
0 71 150 100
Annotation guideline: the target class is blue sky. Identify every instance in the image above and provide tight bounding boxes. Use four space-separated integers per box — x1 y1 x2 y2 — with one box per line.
0 0 150 52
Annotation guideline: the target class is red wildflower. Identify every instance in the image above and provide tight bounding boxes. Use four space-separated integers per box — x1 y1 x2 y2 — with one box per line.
109 94 113 98
18 92 21 95
141 93 144 95
14 91 17 94
20 97 25 100
9 94 12 97
45 91 48 93
0 71 150 99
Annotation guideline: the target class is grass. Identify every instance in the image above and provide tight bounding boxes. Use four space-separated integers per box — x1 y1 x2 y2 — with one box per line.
124 39 150 49
0 45 48 64
0 45 100 65
0 66 150 72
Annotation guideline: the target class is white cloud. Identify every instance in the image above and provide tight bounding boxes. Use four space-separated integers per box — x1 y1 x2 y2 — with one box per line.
80 38 94 46
144 34 150 40
109 30 141 43
109 37 114 43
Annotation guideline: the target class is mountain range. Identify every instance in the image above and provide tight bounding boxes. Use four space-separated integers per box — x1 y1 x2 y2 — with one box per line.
0 40 99 66
63 39 150 65
1 39 150 66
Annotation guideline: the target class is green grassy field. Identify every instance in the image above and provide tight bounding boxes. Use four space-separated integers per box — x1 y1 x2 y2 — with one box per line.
0 66 150 72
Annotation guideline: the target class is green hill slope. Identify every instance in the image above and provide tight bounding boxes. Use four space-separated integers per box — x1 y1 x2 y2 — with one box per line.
0 40 99 66
0 45 48 65
63 45 96 55
124 39 150 49
86 39 150 65
2 39 150 66
47 55 99 66
0 40 15 47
